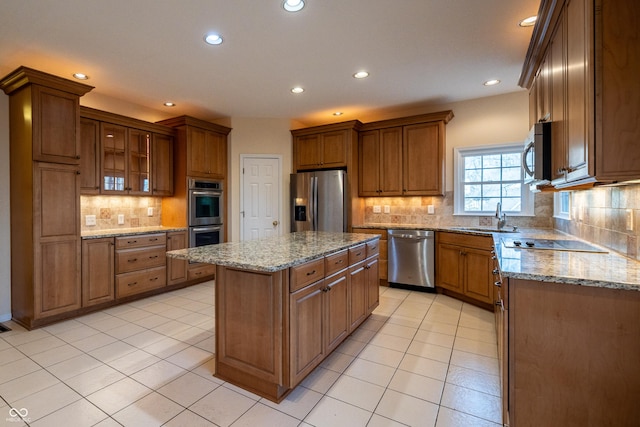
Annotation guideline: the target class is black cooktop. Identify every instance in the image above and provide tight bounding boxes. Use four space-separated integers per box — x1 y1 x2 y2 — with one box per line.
501 238 607 253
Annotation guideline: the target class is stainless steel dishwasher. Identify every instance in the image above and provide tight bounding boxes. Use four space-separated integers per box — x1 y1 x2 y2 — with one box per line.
388 229 435 290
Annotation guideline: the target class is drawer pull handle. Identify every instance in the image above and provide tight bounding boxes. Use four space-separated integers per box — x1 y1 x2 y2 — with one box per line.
195 272 202 276
149 238 158 241
306 270 317 276
128 240 138 244
128 258 138 263
335 260 344 265
150 277 158 281
356 252 362 256
128 282 137 287
149 255 159 259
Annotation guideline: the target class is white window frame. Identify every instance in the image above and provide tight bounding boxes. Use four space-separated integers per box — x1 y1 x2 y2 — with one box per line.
554 191 571 219
453 142 534 216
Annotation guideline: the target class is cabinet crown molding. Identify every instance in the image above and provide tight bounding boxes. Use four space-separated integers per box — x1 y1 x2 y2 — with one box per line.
157 115 232 135
0 66 94 96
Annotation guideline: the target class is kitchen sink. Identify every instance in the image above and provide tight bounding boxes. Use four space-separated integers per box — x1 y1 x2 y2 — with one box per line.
450 226 519 234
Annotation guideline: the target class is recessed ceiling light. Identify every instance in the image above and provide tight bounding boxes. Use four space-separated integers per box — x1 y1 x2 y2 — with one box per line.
283 0 305 12
353 71 369 79
204 33 223 45
518 16 537 27
484 79 501 86
73 73 89 80
333 112 343 116
291 87 304 94
163 102 176 107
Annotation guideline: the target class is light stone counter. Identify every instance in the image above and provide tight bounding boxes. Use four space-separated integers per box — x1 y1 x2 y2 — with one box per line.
81 226 187 239
166 231 380 272
353 224 640 291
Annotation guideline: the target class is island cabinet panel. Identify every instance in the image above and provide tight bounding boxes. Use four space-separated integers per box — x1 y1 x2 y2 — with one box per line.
166 231 188 286
508 278 640 426
348 261 368 330
290 279 325 386
325 270 349 353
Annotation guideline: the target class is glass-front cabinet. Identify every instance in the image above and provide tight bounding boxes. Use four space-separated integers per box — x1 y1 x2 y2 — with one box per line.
127 129 151 195
100 123 151 195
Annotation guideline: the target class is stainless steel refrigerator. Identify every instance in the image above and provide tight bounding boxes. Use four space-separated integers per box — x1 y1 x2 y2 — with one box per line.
290 170 347 232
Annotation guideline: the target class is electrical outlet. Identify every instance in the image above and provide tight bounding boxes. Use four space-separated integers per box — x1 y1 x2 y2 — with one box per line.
626 209 634 231
427 205 435 215
85 215 96 226
117 214 125 225
373 205 381 213
383 205 390 214
147 207 154 217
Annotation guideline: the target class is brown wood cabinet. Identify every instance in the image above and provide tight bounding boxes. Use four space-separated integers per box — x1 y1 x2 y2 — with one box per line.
291 121 361 172
186 126 227 179
358 112 453 197
520 0 640 188
506 278 640 426
82 238 115 307
215 240 379 402
436 232 494 308
493 259 508 425
114 233 167 298
166 231 188 286
351 228 388 282
0 67 92 329
80 107 175 196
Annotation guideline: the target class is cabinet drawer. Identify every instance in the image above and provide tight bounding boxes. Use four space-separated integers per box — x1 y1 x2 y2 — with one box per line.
188 263 216 280
116 266 166 298
290 258 324 293
438 232 493 250
366 240 380 258
325 250 348 276
115 233 166 250
349 244 366 264
116 246 166 274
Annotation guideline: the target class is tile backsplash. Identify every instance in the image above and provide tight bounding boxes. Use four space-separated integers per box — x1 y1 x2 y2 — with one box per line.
80 195 162 231
362 191 554 229
554 184 640 260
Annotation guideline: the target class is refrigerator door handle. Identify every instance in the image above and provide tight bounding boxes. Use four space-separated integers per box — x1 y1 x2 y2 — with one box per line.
312 176 318 231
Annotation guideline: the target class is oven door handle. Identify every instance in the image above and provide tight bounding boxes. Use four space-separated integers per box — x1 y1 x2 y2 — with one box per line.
191 226 221 232
191 191 222 196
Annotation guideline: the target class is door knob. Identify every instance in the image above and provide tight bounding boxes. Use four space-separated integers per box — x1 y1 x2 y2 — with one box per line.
273 220 279 226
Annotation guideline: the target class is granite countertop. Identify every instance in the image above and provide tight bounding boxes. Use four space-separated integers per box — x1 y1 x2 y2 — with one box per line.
81 226 187 239
166 231 379 272
353 224 640 292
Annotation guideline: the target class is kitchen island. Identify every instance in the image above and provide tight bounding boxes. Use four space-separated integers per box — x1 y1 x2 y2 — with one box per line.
167 231 381 402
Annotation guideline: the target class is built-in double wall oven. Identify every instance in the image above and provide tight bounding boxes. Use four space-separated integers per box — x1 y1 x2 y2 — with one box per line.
188 178 223 248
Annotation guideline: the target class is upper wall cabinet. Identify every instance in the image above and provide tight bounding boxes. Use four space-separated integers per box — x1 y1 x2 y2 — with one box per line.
520 0 640 188
358 112 453 197
291 121 362 172
80 107 175 196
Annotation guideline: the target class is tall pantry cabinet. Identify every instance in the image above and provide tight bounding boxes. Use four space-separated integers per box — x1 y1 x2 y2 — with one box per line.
0 67 93 329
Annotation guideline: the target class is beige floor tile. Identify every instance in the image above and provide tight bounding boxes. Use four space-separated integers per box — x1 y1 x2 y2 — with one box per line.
189 358 223 384
88 340 137 363
176 312 212 327
163 409 216 427
2 329 51 347
0 347 25 365
12 382 82 423
222 382 262 401
419 320 458 336
327 375 385 412
453 337 498 359
378 323 417 339
449 350 499 377
455 326 497 344
189 386 256 427
406 340 453 363
30 398 108 427
123 329 166 349
131 313 171 329
440 383 501 424
151 320 192 337
75 311 113 326
0 338 10 351
369 332 412 353
357 344 404 368
304 396 372 427
445 365 500 397
47 354 104 380
388 369 444 404
0 369 60 402
112 392 184 427
261 384 322 420
104 323 147 340
65 364 126 396
386 314 422 329
165 345 212 370
348 326 376 343
170 326 213 345
15 335 66 356
87 316 129 333
193 335 215 353
142 336 190 358
157 371 221 407
334 337 367 357
232 402 300 427
319 349 355 373
424 312 460 326
29 344 84 367
70 332 118 352
130 360 187 389
300 366 341 394
413 329 456 348
367 413 407 427
0 357 43 384
435 406 501 427
108 349 161 375
343 358 396 387
55 324 101 343
398 354 449 381
375 389 439 427
113 308 154 323
86 377 152 415
41 319 84 335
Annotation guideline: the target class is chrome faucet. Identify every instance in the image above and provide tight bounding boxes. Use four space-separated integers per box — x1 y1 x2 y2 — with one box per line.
496 202 507 230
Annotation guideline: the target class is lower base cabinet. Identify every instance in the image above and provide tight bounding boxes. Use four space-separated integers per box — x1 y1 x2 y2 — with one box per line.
81 238 115 306
216 242 380 402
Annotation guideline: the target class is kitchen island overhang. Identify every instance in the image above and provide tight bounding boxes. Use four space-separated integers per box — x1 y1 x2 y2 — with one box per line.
167 231 381 402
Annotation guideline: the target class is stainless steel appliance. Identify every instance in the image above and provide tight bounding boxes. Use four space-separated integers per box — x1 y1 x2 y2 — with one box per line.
189 178 223 227
188 178 223 248
501 237 607 253
522 121 552 184
388 229 435 290
290 170 347 232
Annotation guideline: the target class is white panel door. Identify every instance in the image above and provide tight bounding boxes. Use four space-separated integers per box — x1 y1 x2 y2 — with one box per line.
241 156 281 241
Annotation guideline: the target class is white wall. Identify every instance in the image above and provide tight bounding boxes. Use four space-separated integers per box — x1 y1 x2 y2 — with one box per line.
227 118 293 242
0 94 11 321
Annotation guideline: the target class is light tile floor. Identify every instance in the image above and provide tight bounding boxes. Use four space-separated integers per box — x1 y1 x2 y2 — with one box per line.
0 282 502 427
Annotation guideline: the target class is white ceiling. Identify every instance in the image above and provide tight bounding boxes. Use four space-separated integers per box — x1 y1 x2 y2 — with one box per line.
0 0 540 126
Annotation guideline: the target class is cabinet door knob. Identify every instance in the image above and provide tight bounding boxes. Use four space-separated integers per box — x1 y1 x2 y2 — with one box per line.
494 281 502 287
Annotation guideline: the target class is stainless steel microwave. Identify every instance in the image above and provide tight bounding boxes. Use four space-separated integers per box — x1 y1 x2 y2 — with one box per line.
522 122 552 184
